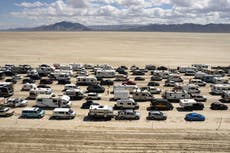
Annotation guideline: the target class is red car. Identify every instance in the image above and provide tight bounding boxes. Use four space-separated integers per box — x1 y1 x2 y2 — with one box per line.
122 80 136 85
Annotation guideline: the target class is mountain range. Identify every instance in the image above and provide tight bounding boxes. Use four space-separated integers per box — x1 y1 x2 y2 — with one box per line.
5 21 230 33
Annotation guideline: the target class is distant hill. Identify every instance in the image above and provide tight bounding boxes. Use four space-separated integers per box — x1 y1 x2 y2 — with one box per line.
10 21 90 31
5 21 230 33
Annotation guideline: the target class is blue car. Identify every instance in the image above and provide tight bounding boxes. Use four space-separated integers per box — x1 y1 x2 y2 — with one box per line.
184 113 205 121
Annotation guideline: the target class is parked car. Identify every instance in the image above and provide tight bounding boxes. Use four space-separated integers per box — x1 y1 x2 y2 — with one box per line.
115 109 140 120
132 70 145 75
184 113 205 121
164 80 176 87
40 78 53 84
150 98 173 110
86 92 101 100
22 78 35 84
190 93 207 102
81 100 99 109
150 76 162 81
37 84 51 89
21 107 45 118
0 107 14 117
122 80 136 85
210 102 228 110
87 84 105 93
5 97 28 107
21 83 37 91
100 79 114 86
5 78 17 84
58 79 71 84
134 77 145 81
52 108 76 119
146 111 167 120
147 81 160 86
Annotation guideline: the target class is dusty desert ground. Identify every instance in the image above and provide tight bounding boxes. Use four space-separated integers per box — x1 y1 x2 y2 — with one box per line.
0 32 230 152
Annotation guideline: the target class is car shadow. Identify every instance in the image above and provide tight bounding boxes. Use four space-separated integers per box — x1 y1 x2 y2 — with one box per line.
176 107 192 112
83 116 112 122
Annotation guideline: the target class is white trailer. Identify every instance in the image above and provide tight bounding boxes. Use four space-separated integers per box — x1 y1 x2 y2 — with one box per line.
179 99 197 108
96 69 116 78
211 84 230 95
88 105 114 119
113 84 138 94
76 76 97 85
36 94 71 108
114 90 130 100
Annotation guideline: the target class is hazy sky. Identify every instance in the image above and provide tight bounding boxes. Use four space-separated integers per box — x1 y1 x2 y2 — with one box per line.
0 0 230 29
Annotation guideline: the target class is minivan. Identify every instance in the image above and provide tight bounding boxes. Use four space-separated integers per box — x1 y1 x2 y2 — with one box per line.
21 107 45 118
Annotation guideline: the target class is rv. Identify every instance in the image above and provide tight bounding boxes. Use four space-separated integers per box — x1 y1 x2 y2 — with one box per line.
194 71 207 79
64 89 84 100
222 90 230 102
211 84 230 95
114 98 139 109
0 82 14 98
114 90 130 100
151 70 170 79
178 66 197 73
132 90 153 102
162 90 190 101
76 76 98 85
29 88 53 99
36 94 71 108
95 69 116 78
113 84 138 94
88 105 114 119
174 84 200 94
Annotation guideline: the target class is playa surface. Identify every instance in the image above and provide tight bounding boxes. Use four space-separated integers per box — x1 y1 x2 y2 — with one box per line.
0 32 230 152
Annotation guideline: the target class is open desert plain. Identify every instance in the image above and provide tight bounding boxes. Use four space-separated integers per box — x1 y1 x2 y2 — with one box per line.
0 32 230 153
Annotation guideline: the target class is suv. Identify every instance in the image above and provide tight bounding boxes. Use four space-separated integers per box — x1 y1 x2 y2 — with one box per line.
81 100 99 109
147 81 160 86
210 102 228 110
146 111 167 120
86 92 101 100
115 109 140 120
190 93 207 102
87 84 105 93
114 98 139 110
5 97 28 107
0 107 14 117
21 107 45 118
150 99 174 110
100 79 114 86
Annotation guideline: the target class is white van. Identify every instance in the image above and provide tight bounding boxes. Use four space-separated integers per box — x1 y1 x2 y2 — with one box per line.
113 85 138 94
52 108 76 119
96 69 116 78
36 94 71 108
132 90 153 101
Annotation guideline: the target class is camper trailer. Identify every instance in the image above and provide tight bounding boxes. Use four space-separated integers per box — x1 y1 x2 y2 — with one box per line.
211 84 230 95
36 94 71 108
174 84 200 94
88 105 114 120
222 90 230 102
132 90 153 101
76 76 98 85
0 82 14 98
95 69 116 78
179 99 204 110
113 84 138 94
29 88 53 99
163 90 190 101
114 90 130 100
192 64 208 71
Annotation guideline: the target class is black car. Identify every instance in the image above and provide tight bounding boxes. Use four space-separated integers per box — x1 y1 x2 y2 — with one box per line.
210 102 228 110
30 75 41 80
116 67 128 75
81 100 99 109
147 81 160 86
150 98 173 110
134 77 145 81
157 66 168 70
5 78 17 84
58 79 71 84
132 70 145 75
100 79 114 86
184 103 204 111
22 78 36 84
40 78 53 84
87 84 105 93
37 84 51 89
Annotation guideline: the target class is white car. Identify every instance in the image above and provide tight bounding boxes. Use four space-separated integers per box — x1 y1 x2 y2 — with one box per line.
21 83 37 91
